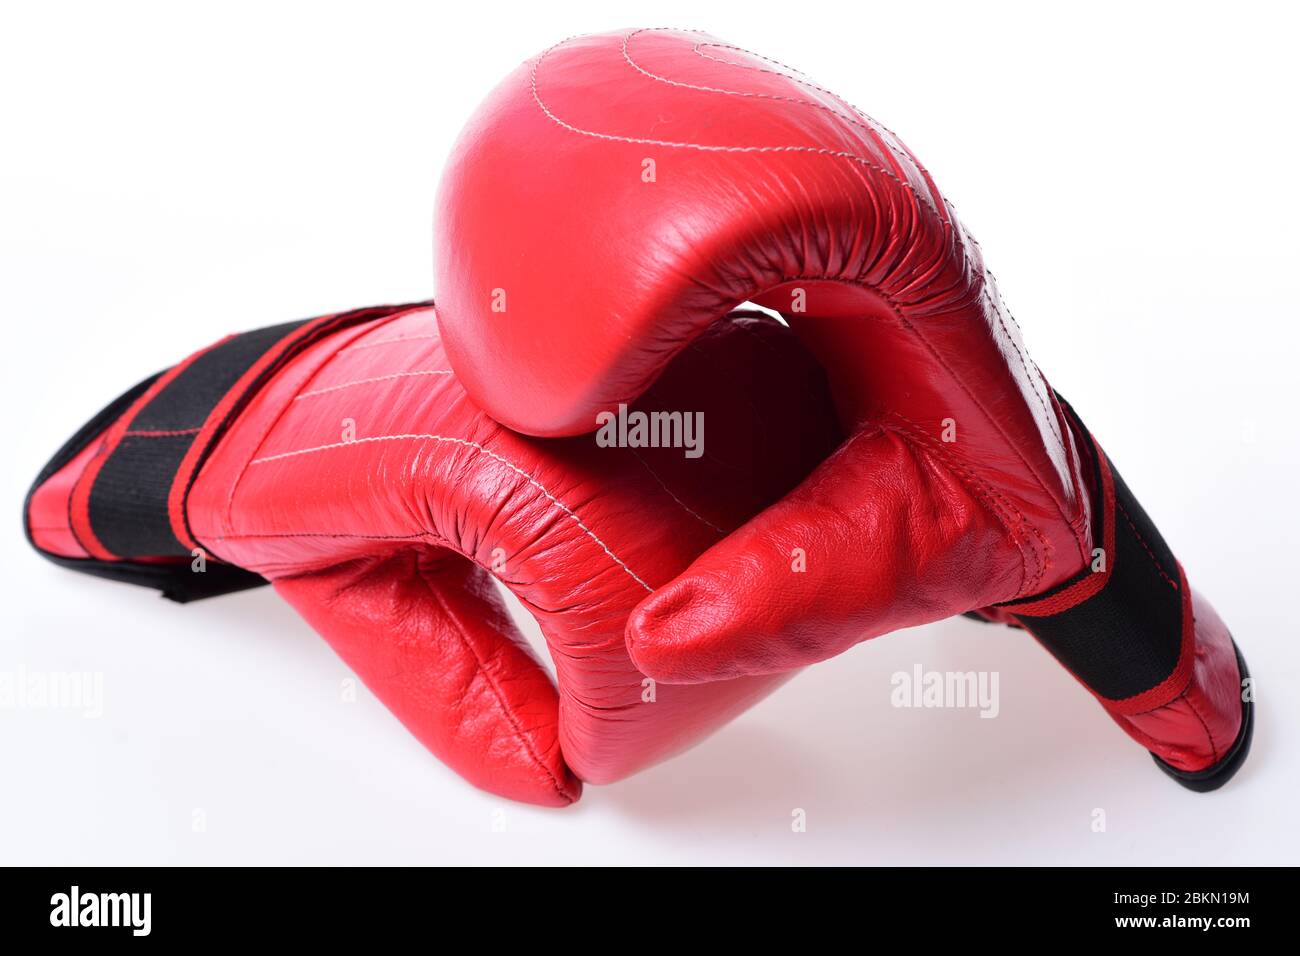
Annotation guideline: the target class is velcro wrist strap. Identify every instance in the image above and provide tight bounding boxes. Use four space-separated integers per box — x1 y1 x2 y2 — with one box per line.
27 302 427 601
83 317 313 559
996 399 1191 712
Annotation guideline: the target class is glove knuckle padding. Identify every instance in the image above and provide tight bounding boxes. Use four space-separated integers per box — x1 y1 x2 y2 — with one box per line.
433 29 1252 787
28 302 840 805
436 28 1087 601
193 307 840 794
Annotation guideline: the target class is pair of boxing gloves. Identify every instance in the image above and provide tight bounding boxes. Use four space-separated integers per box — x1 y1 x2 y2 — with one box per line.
26 29 1251 805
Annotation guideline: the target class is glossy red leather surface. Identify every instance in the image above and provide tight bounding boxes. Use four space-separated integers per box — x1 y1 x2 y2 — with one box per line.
433 28 1244 773
29 437 99 559
30 306 840 805
435 28 1091 602
1116 589 1246 773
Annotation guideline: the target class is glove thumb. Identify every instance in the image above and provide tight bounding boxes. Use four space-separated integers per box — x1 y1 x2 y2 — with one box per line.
275 550 581 806
627 423 1025 683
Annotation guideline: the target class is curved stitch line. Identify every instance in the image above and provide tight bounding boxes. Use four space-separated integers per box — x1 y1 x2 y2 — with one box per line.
423 570 572 802
294 369 452 400
622 31 913 177
248 433 654 592
339 333 439 353
628 448 725 534
695 42 819 82
692 40 945 208
696 42 905 140
204 529 439 542
220 311 416 527
692 42 916 166
529 38 945 223
204 529 450 580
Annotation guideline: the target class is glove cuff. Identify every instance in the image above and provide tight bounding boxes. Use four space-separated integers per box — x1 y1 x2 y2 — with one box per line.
995 398 1251 789
25 303 425 601
1149 641 1254 793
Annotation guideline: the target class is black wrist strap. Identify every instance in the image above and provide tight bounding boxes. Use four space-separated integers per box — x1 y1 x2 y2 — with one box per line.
25 302 427 602
997 406 1186 704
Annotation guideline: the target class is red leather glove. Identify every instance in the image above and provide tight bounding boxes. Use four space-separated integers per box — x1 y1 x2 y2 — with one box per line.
433 28 1253 790
25 302 839 806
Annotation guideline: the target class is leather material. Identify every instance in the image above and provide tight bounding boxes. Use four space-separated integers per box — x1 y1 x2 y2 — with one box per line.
433 28 1247 778
28 304 840 805
1118 589 1246 773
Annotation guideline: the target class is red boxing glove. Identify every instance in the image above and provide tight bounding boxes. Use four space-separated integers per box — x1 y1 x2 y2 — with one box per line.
25 303 839 806
433 28 1252 790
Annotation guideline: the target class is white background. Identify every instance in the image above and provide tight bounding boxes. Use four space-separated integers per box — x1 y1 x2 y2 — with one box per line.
2 1 1297 865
